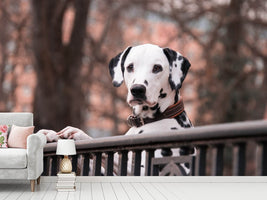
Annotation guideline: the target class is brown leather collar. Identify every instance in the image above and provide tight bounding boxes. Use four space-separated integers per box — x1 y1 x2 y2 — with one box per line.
127 99 184 127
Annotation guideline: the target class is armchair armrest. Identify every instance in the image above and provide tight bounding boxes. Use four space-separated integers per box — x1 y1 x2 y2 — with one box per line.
27 132 47 151
26 132 47 180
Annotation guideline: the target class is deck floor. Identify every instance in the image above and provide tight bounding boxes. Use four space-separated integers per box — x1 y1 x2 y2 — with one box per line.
0 177 266 200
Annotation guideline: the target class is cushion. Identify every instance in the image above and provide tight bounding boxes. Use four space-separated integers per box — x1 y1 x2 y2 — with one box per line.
7 125 34 149
0 125 9 148
0 148 27 168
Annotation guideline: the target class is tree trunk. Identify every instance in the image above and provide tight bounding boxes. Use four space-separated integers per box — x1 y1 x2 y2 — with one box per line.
31 0 90 131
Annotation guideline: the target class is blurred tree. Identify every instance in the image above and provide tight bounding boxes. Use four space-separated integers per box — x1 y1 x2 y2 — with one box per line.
31 0 90 130
0 0 11 110
0 0 29 111
31 0 143 133
147 0 267 125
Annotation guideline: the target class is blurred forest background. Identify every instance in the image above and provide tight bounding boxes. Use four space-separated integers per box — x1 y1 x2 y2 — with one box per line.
0 0 266 138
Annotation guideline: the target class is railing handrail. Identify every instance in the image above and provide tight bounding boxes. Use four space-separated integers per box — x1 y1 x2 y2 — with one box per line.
44 120 267 153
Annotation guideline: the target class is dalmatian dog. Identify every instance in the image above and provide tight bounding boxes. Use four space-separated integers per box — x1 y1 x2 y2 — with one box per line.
39 44 194 175
109 44 193 135
109 44 194 174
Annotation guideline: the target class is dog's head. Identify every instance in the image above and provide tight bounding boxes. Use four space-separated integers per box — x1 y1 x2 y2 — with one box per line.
109 44 190 109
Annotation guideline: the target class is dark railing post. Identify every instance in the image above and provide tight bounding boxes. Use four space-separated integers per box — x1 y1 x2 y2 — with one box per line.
118 150 128 176
131 150 142 176
71 155 78 175
82 153 90 176
211 144 224 176
42 156 49 176
256 142 267 176
232 143 246 176
145 149 155 176
51 155 58 176
105 152 114 176
93 152 102 176
195 145 207 176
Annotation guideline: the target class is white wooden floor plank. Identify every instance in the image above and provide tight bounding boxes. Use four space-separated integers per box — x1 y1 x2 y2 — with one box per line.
121 183 142 200
152 182 183 200
80 183 92 200
92 183 104 200
29 183 50 200
55 191 69 200
164 183 195 200
101 183 117 200
4 184 28 200
17 188 34 200
131 183 154 200
0 184 16 200
56 190 72 200
67 182 80 200
141 182 167 200
41 182 58 200
111 183 129 200
164 182 267 200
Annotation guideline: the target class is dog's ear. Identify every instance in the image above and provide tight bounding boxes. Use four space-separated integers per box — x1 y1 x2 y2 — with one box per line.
109 46 132 87
163 48 191 91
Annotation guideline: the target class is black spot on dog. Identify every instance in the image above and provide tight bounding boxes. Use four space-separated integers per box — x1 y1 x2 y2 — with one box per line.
184 124 191 128
138 130 144 134
159 88 167 99
161 148 172 156
121 47 132 75
153 107 162 118
132 79 136 84
174 92 179 103
150 103 159 111
159 93 167 98
184 163 190 169
180 147 195 155
113 81 121 87
144 80 148 86
177 119 185 127
143 106 148 111
180 57 191 80
163 48 177 66
175 111 192 129
178 55 183 60
171 127 178 130
168 74 176 90
109 52 122 79
175 64 177 67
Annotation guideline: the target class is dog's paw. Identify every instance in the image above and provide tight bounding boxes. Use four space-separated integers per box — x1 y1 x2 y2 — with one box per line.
37 129 59 142
57 126 92 140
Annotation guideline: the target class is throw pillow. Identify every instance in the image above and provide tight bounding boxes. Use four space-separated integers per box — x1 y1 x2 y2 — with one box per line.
0 125 9 148
8 125 34 149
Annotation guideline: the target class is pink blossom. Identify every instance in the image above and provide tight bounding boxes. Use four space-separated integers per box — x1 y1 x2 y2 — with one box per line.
0 125 8 133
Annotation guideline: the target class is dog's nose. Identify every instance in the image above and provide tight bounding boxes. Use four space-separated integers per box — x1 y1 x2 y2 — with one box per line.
131 84 146 98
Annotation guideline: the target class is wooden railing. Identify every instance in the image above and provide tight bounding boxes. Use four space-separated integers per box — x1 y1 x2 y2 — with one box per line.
43 120 267 176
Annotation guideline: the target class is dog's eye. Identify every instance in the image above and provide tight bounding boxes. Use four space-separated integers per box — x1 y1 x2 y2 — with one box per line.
127 64 134 73
152 64 163 73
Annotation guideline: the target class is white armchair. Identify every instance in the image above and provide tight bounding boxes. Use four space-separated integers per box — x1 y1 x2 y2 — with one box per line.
0 113 47 192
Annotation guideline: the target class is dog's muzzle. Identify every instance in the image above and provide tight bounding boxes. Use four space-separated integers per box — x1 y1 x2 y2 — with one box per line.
130 84 146 100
